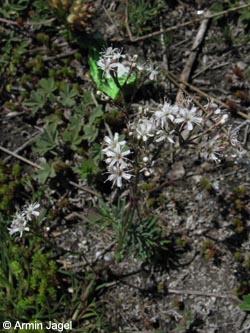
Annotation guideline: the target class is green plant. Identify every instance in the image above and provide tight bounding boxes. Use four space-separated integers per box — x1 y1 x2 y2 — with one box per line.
62 114 84 150
33 123 59 154
210 0 250 31
0 163 25 214
128 0 165 37
24 78 57 114
0 0 30 19
0 218 59 321
89 198 168 261
35 161 57 184
240 294 250 311
0 210 106 330
30 89 105 184
201 240 218 260
49 0 96 30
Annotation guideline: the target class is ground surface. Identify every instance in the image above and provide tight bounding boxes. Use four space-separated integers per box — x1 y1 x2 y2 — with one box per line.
1 1 250 332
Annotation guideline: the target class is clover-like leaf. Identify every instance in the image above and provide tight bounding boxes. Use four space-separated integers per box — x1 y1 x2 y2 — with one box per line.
59 83 77 107
240 295 250 311
24 90 47 114
39 78 57 95
33 123 58 154
36 162 56 184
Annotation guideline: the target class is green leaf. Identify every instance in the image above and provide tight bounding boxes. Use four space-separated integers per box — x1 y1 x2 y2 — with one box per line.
240 294 250 311
24 90 46 114
35 162 56 184
210 3 224 13
42 113 63 126
79 158 99 179
62 115 83 150
39 78 57 95
89 106 103 124
89 143 102 160
83 124 98 143
59 83 77 107
82 91 94 106
33 123 58 154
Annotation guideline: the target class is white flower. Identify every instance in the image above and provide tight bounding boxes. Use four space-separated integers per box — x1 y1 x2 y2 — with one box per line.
146 64 158 80
105 144 131 168
97 57 118 79
175 106 203 131
97 47 129 79
103 132 126 151
135 63 145 71
8 213 29 237
102 132 133 185
106 165 133 188
116 62 129 78
8 202 40 237
200 139 223 163
153 102 179 128
204 102 220 113
155 129 175 143
201 150 221 163
101 47 125 60
24 202 40 221
136 118 156 141
219 114 228 124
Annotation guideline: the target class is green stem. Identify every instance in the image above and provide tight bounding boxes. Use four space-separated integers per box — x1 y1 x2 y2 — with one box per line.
116 150 140 255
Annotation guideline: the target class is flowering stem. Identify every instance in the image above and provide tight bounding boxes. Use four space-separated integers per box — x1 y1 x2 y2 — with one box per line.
110 72 132 117
115 164 140 256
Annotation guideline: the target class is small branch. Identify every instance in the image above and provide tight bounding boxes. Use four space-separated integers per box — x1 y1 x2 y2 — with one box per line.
0 17 56 26
192 61 229 79
42 50 77 62
124 3 250 42
176 11 210 103
125 0 133 41
68 181 100 198
0 145 42 169
168 288 239 301
0 17 19 25
102 5 119 34
25 18 56 26
3 132 40 164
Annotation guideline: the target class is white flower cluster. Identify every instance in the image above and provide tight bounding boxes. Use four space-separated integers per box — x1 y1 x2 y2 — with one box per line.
199 138 223 163
97 47 128 79
102 133 133 188
133 100 203 143
204 102 229 125
8 202 40 237
97 47 158 81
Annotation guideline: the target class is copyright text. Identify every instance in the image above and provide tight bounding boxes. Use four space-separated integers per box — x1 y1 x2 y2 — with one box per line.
2 320 72 331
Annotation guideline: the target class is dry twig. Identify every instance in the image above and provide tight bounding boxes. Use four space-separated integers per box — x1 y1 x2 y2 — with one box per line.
0 17 56 26
3 132 40 164
176 11 210 103
168 288 239 301
124 2 250 42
